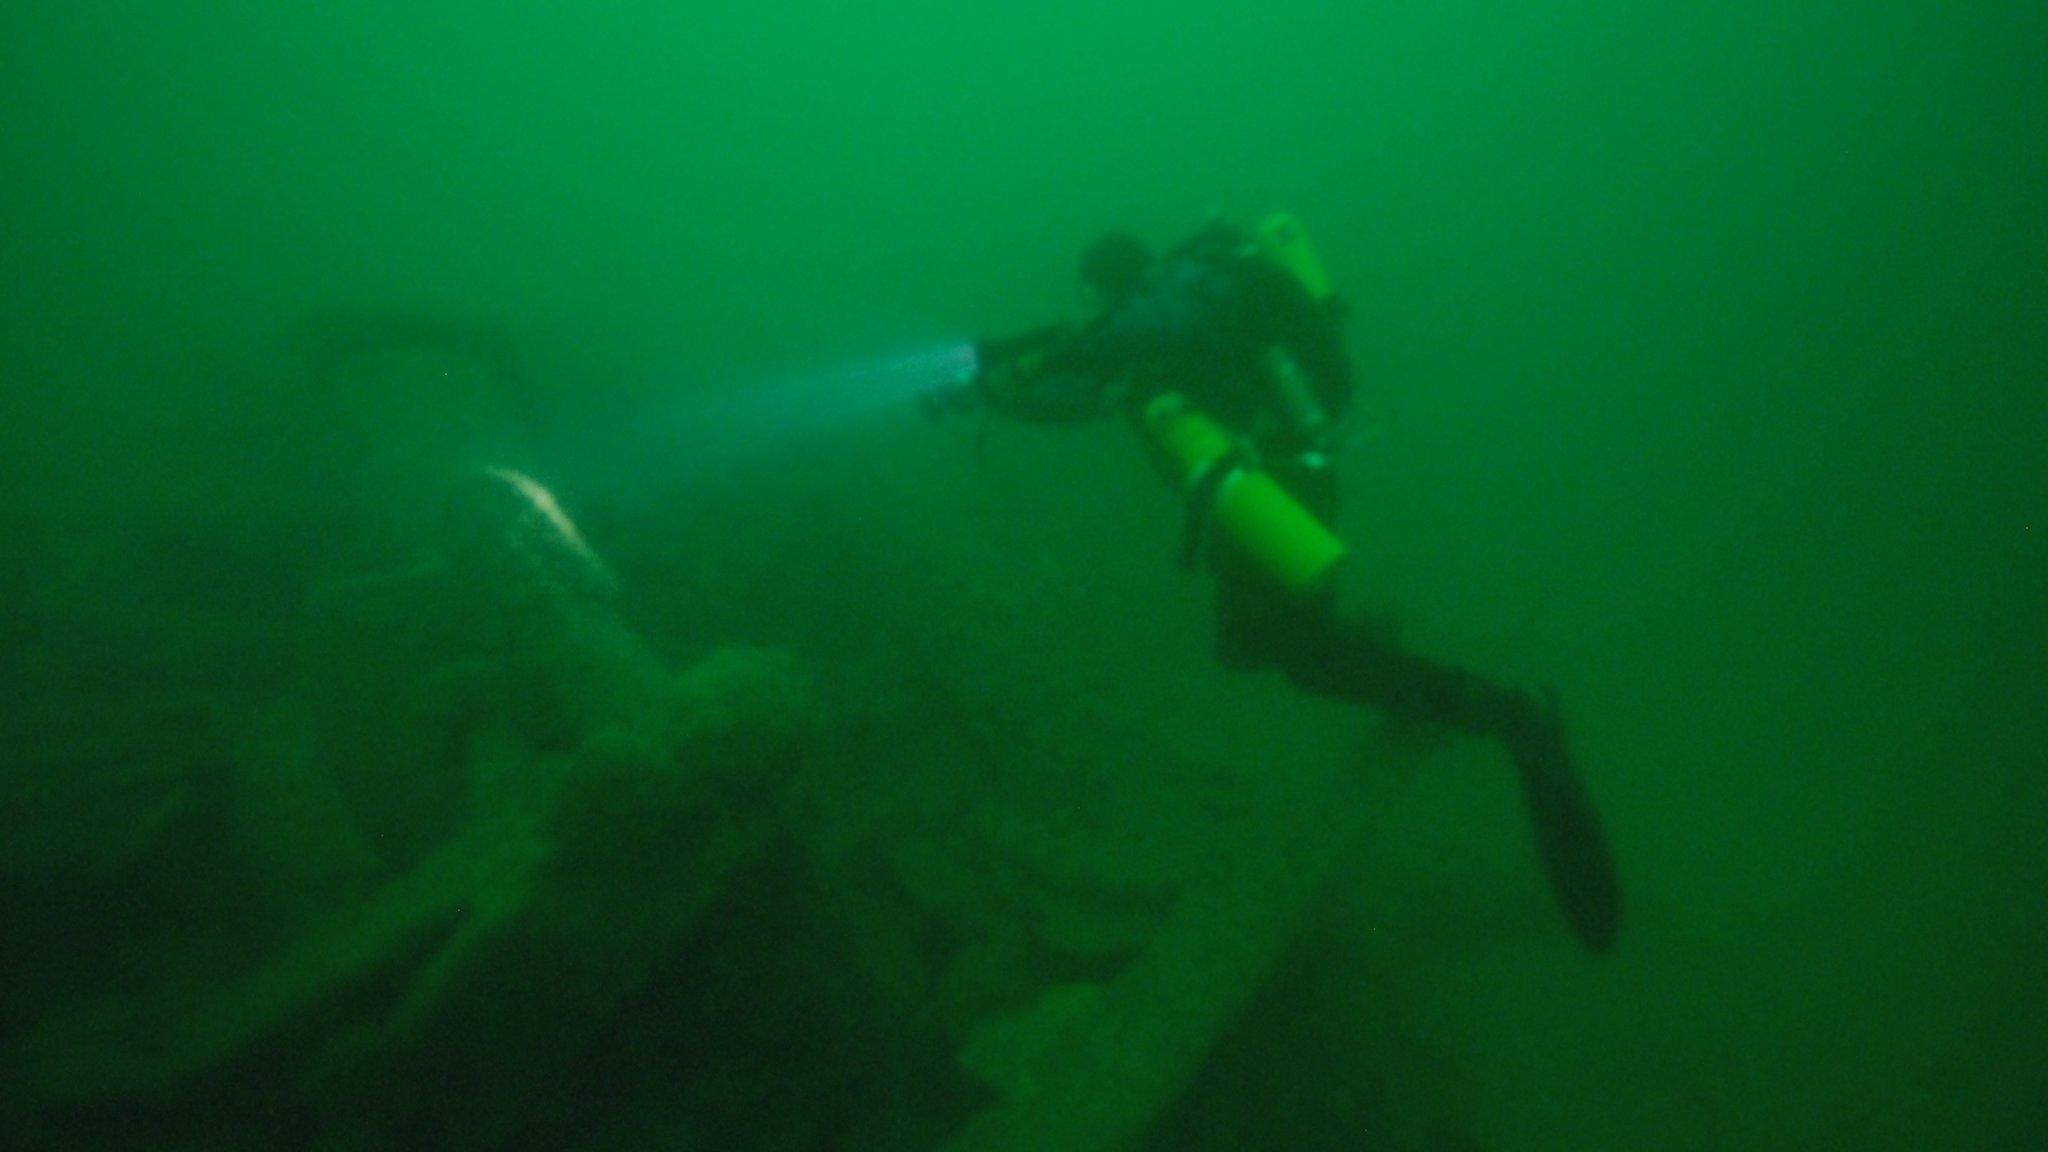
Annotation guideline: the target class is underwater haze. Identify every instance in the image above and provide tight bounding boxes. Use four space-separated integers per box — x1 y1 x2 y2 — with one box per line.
3 2 2044 1151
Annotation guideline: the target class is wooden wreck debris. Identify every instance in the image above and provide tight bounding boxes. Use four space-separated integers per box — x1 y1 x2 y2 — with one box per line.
309 647 809 1147
9 646 805 1142
943 773 1375 1152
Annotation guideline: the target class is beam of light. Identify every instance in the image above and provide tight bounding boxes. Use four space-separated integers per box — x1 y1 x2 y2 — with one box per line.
558 341 979 500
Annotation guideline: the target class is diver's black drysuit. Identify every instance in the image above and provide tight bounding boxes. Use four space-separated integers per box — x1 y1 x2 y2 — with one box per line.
980 225 1537 743
971 222 1622 951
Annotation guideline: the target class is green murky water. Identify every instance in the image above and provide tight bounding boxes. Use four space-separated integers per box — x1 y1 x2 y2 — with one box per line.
3 3 2042 1149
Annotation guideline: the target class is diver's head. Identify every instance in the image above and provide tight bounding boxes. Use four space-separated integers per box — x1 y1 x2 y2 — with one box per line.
1078 231 1154 311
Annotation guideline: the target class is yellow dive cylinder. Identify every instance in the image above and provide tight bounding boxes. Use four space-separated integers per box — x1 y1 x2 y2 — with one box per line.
1255 213 1334 303
1141 394 1348 596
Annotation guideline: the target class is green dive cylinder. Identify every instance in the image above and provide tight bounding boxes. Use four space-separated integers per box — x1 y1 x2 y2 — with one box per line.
1142 393 1348 596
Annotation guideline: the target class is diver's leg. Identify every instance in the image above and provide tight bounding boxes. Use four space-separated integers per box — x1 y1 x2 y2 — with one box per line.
1278 615 1528 733
1278 617 1624 952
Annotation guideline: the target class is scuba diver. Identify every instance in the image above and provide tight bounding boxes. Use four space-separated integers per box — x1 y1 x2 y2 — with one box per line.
924 215 1623 952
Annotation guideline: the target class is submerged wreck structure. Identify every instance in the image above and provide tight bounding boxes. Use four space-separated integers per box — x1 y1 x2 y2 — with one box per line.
2 328 1481 1151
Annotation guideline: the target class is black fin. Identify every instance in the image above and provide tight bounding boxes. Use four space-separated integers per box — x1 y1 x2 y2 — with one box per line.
1510 687 1624 952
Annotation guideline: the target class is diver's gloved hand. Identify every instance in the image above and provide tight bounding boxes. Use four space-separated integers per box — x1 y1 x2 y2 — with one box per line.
918 343 1011 421
921 327 1114 429
977 355 1037 410
917 361 1043 423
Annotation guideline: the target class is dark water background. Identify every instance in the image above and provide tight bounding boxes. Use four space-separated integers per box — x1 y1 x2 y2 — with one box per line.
4 3 2044 1149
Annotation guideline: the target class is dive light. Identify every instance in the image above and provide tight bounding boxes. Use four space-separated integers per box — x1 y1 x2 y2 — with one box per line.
914 340 986 421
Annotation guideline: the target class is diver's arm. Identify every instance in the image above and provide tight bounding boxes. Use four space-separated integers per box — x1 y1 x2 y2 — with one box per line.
1041 257 1227 379
974 324 1073 372
979 363 1116 427
926 323 1114 428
